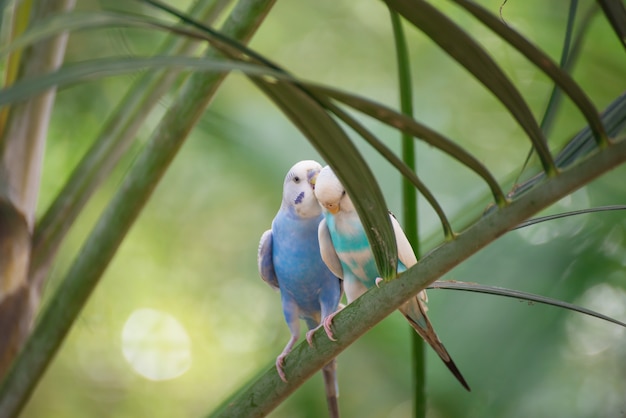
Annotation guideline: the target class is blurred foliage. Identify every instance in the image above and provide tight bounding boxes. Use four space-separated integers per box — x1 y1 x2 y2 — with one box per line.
12 0 626 417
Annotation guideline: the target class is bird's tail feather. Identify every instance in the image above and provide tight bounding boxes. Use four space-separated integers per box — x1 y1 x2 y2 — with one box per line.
400 297 471 391
322 359 340 418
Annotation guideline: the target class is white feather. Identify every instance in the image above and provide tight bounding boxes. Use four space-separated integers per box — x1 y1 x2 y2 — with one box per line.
318 218 344 279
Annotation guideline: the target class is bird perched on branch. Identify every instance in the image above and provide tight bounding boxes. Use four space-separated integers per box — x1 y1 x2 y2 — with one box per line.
258 160 343 417
314 165 470 391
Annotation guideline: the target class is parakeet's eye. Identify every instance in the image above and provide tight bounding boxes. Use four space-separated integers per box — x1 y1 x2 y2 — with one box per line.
341 190 346 196
293 176 301 183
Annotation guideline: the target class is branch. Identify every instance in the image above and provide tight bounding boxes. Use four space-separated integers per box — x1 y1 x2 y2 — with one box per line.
209 136 626 417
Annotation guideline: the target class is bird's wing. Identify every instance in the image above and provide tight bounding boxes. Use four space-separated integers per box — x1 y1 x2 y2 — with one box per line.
258 229 279 290
318 218 344 279
390 213 418 268
389 212 427 302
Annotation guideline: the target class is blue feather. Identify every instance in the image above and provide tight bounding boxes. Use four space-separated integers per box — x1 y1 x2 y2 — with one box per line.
258 160 342 417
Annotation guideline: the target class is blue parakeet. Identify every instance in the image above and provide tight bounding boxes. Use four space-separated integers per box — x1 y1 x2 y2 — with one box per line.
258 160 343 417
313 165 470 391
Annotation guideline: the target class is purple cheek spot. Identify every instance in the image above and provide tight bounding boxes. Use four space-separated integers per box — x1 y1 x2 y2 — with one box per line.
294 191 305 205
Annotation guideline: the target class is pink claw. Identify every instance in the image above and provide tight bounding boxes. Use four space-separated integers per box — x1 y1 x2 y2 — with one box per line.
306 309 344 345
322 309 343 341
276 355 288 383
375 277 384 288
305 328 317 347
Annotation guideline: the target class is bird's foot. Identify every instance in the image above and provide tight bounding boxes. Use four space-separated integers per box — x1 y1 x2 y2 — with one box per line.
375 277 384 288
321 309 342 341
305 326 319 347
276 354 289 383
306 309 341 346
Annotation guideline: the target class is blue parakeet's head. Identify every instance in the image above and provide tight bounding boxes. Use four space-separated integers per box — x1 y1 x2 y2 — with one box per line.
314 165 355 215
281 160 323 219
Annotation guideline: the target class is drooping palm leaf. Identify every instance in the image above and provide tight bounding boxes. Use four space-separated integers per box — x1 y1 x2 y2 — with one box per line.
308 86 508 208
0 0 399 279
320 101 454 239
451 0 608 146
509 93 626 199
30 0 231 292
384 0 556 175
597 0 626 50
517 0 585 184
0 11 207 58
428 280 626 328
136 0 399 277
0 57 282 106
539 0 582 137
137 0 505 252
512 205 626 230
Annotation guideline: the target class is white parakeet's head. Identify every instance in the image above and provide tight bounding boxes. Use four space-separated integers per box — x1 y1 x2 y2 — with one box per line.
314 165 355 214
282 160 323 218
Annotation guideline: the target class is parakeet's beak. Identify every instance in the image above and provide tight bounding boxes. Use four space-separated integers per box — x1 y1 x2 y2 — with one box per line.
325 203 340 214
307 169 319 189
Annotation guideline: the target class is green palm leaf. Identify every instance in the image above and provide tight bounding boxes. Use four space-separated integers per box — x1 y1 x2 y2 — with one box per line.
385 0 556 175
451 0 608 146
429 281 626 328
597 0 626 50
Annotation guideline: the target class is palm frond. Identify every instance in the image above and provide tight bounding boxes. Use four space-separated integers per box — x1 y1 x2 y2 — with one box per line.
429 280 626 328
597 0 626 50
451 0 608 145
512 205 626 230
385 0 556 174
0 1 276 416
30 0 230 289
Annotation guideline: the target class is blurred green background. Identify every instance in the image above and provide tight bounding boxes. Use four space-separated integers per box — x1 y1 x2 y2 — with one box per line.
23 0 626 416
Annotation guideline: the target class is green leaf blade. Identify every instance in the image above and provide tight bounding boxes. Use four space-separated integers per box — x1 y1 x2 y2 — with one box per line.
597 0 626 50
429 280 626 328
385 0 556 175
310 84 507 207
452 0 609 147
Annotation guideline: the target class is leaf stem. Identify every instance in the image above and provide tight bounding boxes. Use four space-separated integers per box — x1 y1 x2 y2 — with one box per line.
389 9 426 418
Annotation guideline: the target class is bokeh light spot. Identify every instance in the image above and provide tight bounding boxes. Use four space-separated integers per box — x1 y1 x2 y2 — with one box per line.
566 284 626 356
121 308 192 381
